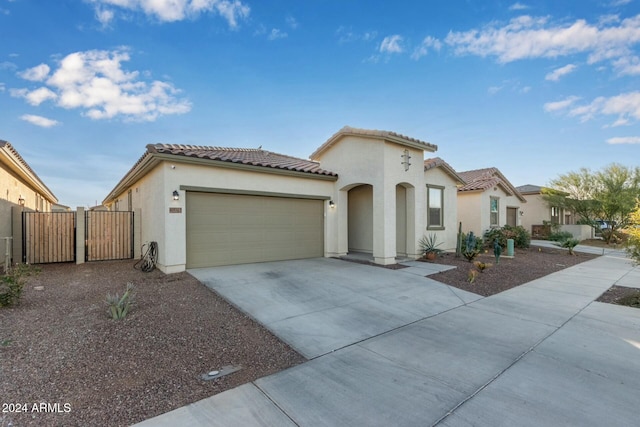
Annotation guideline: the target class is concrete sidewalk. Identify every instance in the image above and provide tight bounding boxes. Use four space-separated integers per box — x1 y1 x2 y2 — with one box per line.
136 254 640 427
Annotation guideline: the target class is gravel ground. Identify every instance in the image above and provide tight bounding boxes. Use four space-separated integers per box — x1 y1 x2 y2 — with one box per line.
426 245 599 297
596 285 640 306
0 260 305 427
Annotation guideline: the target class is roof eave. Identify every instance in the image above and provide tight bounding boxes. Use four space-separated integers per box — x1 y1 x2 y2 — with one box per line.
311 128 437 160
0 143 57 204
102 151 338 205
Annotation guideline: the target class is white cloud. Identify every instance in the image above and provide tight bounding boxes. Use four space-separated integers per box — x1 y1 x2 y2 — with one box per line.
95 6 115 26
268 28 287 40
545 64 577 81
20 114 60 128
612 55 640 75
607 136 640 144
336 27 377 43
18 63 50 81
445 14 640 72
12 48 191 122
411 36 442 60
286 15 298 29
380 35 404 54
543 95 580 112
546 91 640 126
88 0 250 27
509 3 529 11
0 83 5 92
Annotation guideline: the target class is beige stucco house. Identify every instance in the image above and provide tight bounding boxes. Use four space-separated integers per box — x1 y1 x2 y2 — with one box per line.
456 167 526 236
423 157 466 251
1 140 57 243
104 126 466 273
516 184 574 233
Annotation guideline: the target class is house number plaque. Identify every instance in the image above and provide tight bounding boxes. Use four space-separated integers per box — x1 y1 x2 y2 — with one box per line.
169 207 182 214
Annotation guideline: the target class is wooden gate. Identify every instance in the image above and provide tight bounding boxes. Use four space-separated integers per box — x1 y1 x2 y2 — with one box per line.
22 212 76 263
85 211 134 261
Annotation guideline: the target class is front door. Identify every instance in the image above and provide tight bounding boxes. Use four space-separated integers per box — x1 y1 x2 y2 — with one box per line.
507 207 518 227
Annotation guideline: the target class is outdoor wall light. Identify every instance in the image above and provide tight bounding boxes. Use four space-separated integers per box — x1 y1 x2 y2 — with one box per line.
172 190 179 201
519 210 524 216
329 200 335 208
18 195 25 206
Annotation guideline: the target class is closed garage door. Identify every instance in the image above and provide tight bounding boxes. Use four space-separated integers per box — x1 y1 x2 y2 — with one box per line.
186 192 324 268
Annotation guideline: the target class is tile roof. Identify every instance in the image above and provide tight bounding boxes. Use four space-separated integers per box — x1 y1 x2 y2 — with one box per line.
423 157 466 184
148 144 337 177
457 167 526 202
516 184 544 194
310 126 437 159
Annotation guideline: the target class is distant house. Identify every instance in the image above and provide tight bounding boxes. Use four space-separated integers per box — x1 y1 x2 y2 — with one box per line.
456 167 526 236
516 184 574 232
103 126 465 273
52 203 71 212
1 140 57 239
423 157 466 251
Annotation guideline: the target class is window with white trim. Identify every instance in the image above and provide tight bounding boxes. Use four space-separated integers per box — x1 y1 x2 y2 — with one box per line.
490 197 499 227
427 185 444 229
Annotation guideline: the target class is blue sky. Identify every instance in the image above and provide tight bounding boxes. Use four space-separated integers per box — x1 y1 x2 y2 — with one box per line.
1 0 639 207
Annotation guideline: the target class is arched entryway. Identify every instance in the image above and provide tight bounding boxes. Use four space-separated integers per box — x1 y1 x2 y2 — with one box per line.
347 184 373 254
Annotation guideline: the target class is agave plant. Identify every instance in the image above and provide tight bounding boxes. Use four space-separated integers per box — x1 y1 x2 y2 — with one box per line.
419 233 443 259
106 283 136 320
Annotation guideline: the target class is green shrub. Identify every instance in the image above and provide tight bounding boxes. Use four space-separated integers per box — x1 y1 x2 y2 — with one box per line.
483 225 531 249
106 283 136 320
555 238 580 255
548 231 573 242
0 264 40 307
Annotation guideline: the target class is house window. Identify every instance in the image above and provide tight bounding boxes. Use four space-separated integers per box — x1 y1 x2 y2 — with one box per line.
490 197 499 227
551 206 560 224
427 185 444 229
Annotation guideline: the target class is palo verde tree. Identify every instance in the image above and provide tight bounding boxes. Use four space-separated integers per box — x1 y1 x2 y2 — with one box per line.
543 163 640 243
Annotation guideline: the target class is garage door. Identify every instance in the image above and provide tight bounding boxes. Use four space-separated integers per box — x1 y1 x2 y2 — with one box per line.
186 192 324 268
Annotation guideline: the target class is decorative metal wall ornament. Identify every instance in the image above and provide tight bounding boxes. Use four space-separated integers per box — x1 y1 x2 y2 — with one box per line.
401 149 412 171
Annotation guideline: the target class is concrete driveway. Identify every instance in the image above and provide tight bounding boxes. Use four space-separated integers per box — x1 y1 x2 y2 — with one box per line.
138 254 640 427
189 258 479 359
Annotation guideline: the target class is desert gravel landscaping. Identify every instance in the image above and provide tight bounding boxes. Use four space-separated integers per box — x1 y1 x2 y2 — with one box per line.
0 260 305 427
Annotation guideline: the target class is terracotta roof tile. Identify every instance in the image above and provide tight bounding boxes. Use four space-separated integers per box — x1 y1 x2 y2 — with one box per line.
424 157 466 184
457 166 526 202
149 144 337 176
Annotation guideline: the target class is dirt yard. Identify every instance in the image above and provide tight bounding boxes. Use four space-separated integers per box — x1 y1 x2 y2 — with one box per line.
425 245 599 297
0 260 305 427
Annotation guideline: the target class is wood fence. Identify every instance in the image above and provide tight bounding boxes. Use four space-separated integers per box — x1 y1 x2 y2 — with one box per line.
23 212 75 263
22 210 134 264
85 211 134 262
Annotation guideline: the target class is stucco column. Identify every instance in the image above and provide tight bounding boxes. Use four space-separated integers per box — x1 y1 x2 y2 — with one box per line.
405 186 421 259
11 206 22 264
373 183 396 265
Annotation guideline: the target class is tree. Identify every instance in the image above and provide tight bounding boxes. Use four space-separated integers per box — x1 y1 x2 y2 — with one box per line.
626 201 640 265
544 164 640 244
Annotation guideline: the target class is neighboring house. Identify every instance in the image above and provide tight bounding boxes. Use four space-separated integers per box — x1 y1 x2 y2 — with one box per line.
456 167 526 236
103 126 466 273
1 140 57 237
516 184 574 233
52 203 71 212
423 157 466 251
515 184 591 240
